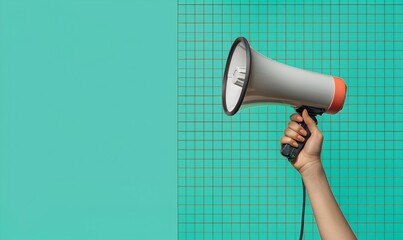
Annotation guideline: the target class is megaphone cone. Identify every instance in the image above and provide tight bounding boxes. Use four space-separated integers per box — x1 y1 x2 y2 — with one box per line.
222 37 347 116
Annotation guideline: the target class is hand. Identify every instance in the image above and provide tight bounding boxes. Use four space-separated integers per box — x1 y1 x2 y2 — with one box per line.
280 109 324 175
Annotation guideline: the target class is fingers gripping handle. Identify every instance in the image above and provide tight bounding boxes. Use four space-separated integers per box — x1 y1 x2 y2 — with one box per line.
281 108 319 163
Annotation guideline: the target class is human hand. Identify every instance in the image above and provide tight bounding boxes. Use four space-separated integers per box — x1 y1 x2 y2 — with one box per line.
280 109 324 175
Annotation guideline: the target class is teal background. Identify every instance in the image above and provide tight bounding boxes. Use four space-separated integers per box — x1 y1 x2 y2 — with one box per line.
0 0 176 239
178 0 402 239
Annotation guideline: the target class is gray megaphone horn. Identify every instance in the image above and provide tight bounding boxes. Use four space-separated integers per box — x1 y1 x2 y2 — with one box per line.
222 37 347 161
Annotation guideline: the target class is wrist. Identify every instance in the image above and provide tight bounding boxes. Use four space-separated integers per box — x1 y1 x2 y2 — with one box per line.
299 160 324 180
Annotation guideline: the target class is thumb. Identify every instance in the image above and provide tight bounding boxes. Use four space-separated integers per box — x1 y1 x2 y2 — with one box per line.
302 109 318 133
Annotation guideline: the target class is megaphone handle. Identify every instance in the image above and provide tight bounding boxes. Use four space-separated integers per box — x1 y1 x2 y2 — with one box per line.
281 110 318 162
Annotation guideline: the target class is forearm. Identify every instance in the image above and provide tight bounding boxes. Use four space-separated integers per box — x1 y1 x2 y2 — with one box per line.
301 162 357 240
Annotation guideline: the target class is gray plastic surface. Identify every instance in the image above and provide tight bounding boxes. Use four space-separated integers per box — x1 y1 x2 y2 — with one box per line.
241 48 335 111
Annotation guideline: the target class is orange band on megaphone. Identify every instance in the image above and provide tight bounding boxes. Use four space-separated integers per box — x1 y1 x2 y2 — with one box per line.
326 77 347 114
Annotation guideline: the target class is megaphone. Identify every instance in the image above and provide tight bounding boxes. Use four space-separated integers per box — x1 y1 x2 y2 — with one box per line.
222 37 347 161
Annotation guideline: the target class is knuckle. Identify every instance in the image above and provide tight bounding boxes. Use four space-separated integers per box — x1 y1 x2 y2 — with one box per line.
289 121 297 129
290 114 298 120
283 137 292 144
284 129 293 137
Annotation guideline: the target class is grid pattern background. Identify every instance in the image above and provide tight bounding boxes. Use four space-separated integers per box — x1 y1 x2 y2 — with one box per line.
177 0 403 239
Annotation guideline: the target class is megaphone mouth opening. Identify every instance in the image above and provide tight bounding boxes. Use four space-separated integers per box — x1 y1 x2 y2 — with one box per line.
222 37 251 116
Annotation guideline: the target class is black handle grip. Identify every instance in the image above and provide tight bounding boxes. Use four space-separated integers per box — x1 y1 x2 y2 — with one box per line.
281 108 318 163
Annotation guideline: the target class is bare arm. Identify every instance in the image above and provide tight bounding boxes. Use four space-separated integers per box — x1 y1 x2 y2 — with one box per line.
280 109 357 240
